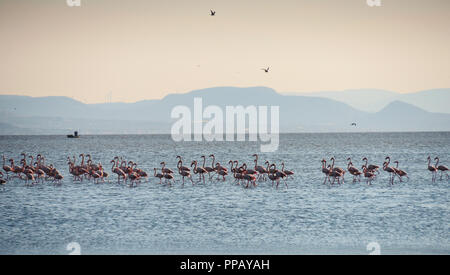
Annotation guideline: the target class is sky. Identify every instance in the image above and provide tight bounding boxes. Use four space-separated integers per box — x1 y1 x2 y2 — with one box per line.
0 0 449 103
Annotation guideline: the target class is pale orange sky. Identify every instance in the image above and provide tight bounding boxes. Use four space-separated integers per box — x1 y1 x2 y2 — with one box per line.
0 0 449 103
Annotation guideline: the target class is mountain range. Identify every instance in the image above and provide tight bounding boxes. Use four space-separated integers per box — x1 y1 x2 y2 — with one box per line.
0 87 449 134
284 89 450 114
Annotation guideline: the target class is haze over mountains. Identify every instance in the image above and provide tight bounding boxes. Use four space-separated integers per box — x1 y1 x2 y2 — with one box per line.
0 87 449 135
285 89 450 114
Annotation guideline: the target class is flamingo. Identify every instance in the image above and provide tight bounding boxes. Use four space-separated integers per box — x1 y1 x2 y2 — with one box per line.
434 157 449 180
321 159 331 184
362 157 380 174
154 168 164 184
347 161 362 182
163 172 175 186
241 163 257 176
2 156 13 179
242 173 257 188
191 160 207 184
270 163 288 188
24 171 36 186
330 157 345 183
427 156 437 182
215 163 228 181
328 165 344 185
281 162 294 179
176 156 191 172
128 172 141 187
362 165 376 185
201 155 215 180
9 159 23 178
132 162 148 181
253 154 268 180
178 161 194 185
383 157 396 185
393 161 408 182
111 160 126 183
160 162 174 174
53 173 63 185
33 162 46 183
230 160 243 185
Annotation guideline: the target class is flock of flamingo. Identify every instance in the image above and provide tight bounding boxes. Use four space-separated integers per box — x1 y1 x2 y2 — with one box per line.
1 154 63 186
0 153 448 189
321 156 448 185
106 154 294 188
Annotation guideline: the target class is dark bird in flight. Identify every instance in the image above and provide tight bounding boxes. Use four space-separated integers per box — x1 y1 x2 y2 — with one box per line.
351 123 357 126
210 10 216 16
261 67 269 73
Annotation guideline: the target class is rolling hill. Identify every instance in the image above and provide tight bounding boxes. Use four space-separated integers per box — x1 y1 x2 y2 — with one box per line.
0 87 449 134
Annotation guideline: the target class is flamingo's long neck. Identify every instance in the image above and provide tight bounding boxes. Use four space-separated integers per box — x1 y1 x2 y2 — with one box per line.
331 159 335 169
211 156 215 167
435 158 439 167
202 157 206 168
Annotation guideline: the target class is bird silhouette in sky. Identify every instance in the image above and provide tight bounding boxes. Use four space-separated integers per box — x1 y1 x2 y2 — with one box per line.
261 67 269 73
351 123 357 126
210 10 216 16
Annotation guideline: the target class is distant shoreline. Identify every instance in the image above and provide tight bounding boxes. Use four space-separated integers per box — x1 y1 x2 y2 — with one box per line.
1 131 449 137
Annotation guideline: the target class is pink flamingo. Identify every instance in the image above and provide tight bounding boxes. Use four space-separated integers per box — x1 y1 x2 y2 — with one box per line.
434 157 449 180
393 161 409 182
154 168 164 184
281 162 294 179
362 165 376 185
362 157 380 174
191 160 207 184
2 155 12 179
178 160 194 185
321 159 331 184
383 157 396 185
215 163 228 181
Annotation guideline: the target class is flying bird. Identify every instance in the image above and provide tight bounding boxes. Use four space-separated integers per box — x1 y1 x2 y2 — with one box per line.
261 67 269 73
351 123 357 126
210 10 216 16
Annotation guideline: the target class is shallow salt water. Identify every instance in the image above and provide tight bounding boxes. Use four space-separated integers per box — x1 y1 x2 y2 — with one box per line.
0 133 449 254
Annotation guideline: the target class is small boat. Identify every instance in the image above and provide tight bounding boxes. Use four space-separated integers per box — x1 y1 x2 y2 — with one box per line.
67 131 80 138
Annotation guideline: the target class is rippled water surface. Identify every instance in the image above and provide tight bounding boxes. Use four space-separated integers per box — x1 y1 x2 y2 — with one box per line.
0 133 449 254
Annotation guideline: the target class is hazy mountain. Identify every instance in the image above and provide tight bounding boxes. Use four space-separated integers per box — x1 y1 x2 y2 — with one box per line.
0 87 449 134
285 88 450 114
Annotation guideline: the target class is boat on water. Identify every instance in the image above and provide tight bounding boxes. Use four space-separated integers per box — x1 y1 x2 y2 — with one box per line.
67 131 79 138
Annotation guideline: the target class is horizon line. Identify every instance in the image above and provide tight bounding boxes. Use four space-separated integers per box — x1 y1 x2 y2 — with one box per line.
1 86 449 105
